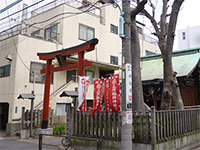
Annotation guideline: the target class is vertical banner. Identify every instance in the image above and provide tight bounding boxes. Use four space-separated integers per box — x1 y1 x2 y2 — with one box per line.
110 74 120 112
104 79 110 112
78 76 90 111
126 64 132 110
93 80 103 112
91 79 103 117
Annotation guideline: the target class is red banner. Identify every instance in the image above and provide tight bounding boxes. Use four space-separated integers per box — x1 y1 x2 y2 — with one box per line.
94 80 103 111
91 80 104 116
104 78 110 112
109 74 120 112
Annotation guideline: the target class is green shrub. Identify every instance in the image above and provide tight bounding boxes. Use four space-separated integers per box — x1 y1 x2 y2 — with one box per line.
53 126 66 135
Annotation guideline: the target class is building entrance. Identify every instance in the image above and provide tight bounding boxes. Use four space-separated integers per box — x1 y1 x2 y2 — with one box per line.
0 103 9 130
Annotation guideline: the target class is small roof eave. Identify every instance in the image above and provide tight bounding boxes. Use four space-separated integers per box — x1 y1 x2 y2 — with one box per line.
60 91 78 98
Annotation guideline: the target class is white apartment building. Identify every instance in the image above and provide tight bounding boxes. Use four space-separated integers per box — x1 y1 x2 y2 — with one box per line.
0 0 159 135
178 25 200 50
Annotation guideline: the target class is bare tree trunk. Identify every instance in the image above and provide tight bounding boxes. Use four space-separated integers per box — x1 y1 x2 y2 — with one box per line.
143 0 185 110
130 0 147 113
131 19 145 113
172 74 184 109
161 55 173 110
161 0 185 110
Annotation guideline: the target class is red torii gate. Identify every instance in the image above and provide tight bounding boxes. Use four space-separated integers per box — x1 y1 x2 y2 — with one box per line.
37 38 99 129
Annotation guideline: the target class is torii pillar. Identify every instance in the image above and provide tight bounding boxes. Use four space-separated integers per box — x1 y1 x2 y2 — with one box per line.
37 38 98 129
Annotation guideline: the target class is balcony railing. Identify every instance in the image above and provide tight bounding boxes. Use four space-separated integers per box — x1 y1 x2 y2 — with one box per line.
139 33 158 45
31 0 100 18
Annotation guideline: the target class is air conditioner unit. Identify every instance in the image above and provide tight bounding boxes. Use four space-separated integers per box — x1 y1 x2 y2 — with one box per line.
47 38 57 42
35 34 43 39
23 32 31 36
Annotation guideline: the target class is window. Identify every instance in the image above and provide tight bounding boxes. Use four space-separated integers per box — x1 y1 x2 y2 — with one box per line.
30 62 53 84
45 24 58 41
56 103 66 116
110 24 118 34
66 70 77 82
182 32 186 40
0 64 11 78
79 24 94 41
22 3 28 20
110 56 118 65
85 70 94 84
145 50 156 56
137 26 143 34
87 100 93 108
15 107 18 113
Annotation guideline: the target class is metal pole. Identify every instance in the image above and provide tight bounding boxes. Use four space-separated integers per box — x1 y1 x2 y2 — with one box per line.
30 70 35 137
120 0 132 149
30 98 34 137
39 134 43 150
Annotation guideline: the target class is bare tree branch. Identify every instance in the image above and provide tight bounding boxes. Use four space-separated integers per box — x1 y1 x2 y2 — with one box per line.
149 0 156 18
160 0 168 38
166 0 184 54
130 0 147 19
142 9 160 37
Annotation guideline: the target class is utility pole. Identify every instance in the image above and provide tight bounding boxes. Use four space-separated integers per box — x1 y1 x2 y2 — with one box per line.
121 0 133 149
99 0 132 149
95 0 132 149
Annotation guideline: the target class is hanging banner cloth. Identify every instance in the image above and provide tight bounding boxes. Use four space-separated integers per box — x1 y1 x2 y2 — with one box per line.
104 78 110 112
78 76 90 111
109 74 120 112
91 79 104 116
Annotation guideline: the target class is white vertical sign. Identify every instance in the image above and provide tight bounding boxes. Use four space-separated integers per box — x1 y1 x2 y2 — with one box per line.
126 63 132 110
78 76 89 110
126 111 133 124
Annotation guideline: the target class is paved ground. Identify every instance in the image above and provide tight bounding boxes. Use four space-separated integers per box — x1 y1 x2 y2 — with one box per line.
0 137 63 150
0 130 83 150
1 130 200 150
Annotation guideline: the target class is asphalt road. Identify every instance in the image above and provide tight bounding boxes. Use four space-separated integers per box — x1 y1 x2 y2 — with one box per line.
0 137 59 150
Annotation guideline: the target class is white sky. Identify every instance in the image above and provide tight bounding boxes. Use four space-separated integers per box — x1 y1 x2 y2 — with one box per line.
0 0 200 50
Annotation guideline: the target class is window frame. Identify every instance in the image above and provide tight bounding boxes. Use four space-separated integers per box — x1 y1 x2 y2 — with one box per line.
110 55 118 65
44 24 58 41
66 69 77 83
79 24 95 41
0 64 11 78
110 24 118 35
56 103 66 116
136 26 143 34
85 70 94 84
182 32 186 40
30 61 53 84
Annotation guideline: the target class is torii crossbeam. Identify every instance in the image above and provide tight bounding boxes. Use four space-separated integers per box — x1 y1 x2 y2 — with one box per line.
37 38 99 129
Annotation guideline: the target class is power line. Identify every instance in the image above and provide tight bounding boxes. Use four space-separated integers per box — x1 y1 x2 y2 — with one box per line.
0 0 44 22
0 2 109 39
0 0 22 14
1 0 109 71
5 0 30 71
25 1 102 28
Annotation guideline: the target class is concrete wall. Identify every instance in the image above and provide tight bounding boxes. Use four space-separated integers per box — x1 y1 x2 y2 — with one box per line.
0 36 18 123
178 26 200 50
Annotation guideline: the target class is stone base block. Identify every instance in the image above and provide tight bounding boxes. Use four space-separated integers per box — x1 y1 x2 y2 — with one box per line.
20 129 30 139
35 128 53 136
